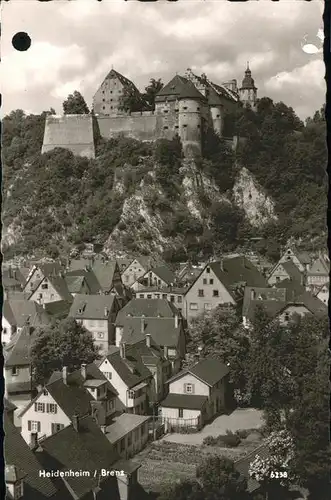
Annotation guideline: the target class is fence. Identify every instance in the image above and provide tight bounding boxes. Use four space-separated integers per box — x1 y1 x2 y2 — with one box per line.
150 415 202 433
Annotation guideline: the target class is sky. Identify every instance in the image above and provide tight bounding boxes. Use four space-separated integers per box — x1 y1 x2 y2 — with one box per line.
1 0 325 121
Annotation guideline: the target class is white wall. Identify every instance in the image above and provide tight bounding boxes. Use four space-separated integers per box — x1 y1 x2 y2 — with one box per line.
169 373 209 397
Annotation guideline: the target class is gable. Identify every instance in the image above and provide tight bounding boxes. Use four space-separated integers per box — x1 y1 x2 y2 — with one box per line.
185 266 234 302
29 277 60 300
99 358 128 389
168 372 209 395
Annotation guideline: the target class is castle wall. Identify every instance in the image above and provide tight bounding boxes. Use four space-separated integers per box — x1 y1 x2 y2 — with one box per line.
42 114 95 159
210 106 224 136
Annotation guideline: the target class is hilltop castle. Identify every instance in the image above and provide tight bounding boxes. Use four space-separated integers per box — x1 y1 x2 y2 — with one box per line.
42 65 258 159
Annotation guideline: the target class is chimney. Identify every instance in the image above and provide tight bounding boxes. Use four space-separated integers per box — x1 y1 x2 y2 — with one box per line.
30 432 38 450
104 307 109 318
164 345 168 359
81 363 87 380
146 333 151 348
174 314 179 329
62 366 68 385
141 318 145 334
251 289 256 300
72 414 80 432
119 342 126 359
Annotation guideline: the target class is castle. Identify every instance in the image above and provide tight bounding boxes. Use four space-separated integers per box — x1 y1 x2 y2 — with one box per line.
42 65 258 159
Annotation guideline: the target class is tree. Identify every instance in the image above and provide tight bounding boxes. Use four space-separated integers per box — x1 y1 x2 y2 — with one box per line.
187 305 249 392
143 78 164 108
158 480 204 500
118 86 145 113
63 90 89 114
196 455 248 499
249 429 295 498
31 318 100 384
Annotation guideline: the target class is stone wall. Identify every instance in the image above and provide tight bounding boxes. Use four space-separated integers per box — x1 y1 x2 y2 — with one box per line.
42 114 95 159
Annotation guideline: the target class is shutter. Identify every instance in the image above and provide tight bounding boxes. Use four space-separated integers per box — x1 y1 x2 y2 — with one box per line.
34 403 37 412
54 404 57 414
28 420 31 431
42 403 45 413
38 422 41 432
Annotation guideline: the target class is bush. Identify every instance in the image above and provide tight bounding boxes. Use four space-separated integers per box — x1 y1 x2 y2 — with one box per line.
202 433 241 448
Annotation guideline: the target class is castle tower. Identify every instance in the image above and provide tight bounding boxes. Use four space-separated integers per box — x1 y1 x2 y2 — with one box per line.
155 74 205 157
239 62 257 109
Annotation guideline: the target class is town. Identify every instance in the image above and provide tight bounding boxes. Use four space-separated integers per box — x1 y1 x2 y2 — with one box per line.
2 247 329 499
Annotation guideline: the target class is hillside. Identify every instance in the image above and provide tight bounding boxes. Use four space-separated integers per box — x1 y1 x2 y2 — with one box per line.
1 99 327 263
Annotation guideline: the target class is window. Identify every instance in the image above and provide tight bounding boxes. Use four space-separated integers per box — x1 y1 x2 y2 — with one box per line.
47 403 58 414
183 124 187 128
190 303 198 310
183 106 188 110
162 294 167 299
28 420 41 432
3 327 7 334
198 289 204 297
51 423 64 434
197 125 200 129
209 279 214 285
175 125 179 129
104 371 112 379
102 90 105 94
170 295 175 303
177 296 182 303
102 98 105 102
41 283 48 289
184 383 194 394
11 366 18 376
178 408 183 418
158 279 161 286
103 106 105 110
284 312 290 322
197 107 200 111
97 332 104 339
204 303 212 310
206 267 210 273
216 114 220 118
213 290 219 297
108 400 114 411
147 294 152 299
38 293 43 299
276 277 280 282
128 390 135 399
139 294 144 298
164 110 169 114
35 402 45 413
155 294 160 298
203 278 207 285
110 98 113 102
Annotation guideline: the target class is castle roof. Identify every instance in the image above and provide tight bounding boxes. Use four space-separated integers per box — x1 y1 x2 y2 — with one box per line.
105 68 138 91
156 75 206 102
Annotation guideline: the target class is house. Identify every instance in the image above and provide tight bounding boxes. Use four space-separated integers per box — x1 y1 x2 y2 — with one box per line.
275 291 328 325
36 414 145 500
67 258 126 297
4 412 62 500
175 262 205 287
267 260 305 287
23 262 64 295
98 344 153 415
65 268 102 294
134 286 186 314
277 246 311 273
68 294 121 355
306 254 329 287
124 335 172 402
2 267 23 297
242 287 287 328
315 282 329 305
19 363 118 445
115 297 181 324
2 299 51 346
64 274 91 296
4 325 40 417
118 316 185 374
132 265 177 291
121 257 157 287
184 257 267 322
28 274 73 306
159 358 232 429
117 258 133 274
105 413 150 459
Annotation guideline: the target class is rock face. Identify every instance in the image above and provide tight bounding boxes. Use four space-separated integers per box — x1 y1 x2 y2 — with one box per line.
103 161 276 258
233 167 277 227
42 115 95 159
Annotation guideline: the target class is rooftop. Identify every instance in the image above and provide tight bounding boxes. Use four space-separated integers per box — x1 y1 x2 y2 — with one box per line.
106 413 150 443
